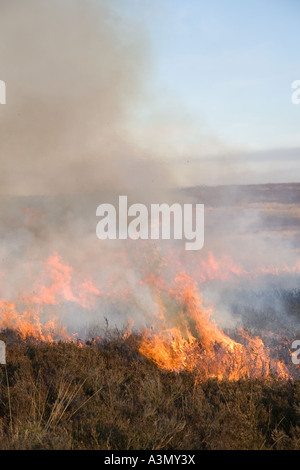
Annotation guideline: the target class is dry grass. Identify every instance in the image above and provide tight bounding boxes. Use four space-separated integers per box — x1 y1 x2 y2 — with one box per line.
0 328 299 450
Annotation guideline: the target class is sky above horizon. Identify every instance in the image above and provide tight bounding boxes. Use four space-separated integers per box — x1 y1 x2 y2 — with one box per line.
1 0 300 193
114 0 300 185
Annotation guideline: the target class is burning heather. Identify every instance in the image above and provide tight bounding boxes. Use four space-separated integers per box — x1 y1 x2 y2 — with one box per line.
1 0 300 453
138 272 291 381
0 186 299 383
0 242 298 382
0 1 299 385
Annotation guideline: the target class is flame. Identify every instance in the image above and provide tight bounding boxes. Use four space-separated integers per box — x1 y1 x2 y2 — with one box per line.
0 253 101 342
0 299 69 342
139 272 291 381
194 251 300 282
0 249 296 380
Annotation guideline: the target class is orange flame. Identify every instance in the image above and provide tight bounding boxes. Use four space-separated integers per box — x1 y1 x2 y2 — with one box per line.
0 250 296 380
0 253 101 341
139 272 291 381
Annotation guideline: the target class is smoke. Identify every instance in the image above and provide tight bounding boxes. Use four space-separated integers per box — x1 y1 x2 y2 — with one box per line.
0 0 171 197
0 1 299 346
0 0 172 334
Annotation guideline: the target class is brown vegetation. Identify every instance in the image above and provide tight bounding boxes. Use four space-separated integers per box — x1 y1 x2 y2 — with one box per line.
0 329 299 450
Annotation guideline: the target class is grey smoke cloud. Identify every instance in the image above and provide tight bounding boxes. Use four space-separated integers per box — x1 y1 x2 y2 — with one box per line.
0 1 299 345
0 0 170 196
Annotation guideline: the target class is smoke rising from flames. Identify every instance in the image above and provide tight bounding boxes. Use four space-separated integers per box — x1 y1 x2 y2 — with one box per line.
0 248 295 380
0 1 299 381
0 0 172 197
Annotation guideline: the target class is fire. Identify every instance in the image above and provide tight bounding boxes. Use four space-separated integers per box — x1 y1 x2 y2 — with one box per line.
0 253 101 342
22 253 101 307
139 272 291 381
186 251 300 285
0 250 296 380
0 299 69 342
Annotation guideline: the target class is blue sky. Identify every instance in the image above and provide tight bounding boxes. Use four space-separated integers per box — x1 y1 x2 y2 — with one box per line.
113 0 300 184
2 0 299 190
121 0 300 146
